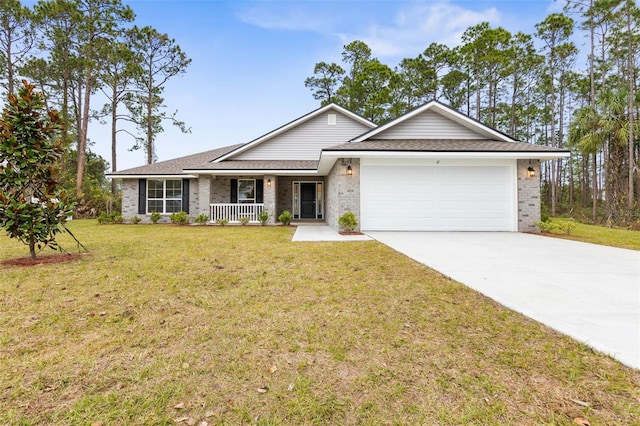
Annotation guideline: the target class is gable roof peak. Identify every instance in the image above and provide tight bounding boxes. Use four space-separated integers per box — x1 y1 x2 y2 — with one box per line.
351 100 517 143
214 102 376 162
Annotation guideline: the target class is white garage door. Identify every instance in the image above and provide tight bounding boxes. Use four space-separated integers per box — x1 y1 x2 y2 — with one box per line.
360 159 516 231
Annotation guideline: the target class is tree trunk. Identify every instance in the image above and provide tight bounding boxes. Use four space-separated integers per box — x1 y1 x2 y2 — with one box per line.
627 0 635 209
6 32 14 95
146 93 153 164
111 89 118 195
29 236 36 260
592 151 598 223
75 67 92 198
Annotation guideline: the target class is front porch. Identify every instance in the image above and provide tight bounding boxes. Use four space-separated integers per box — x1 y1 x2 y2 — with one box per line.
208 176 325 224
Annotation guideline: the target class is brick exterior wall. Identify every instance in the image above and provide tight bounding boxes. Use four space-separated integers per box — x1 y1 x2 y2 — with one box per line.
326 158 360 231
517 159 541 232
121 178 200 223
263 175 276 224
197 176 211 218
121 179 138 219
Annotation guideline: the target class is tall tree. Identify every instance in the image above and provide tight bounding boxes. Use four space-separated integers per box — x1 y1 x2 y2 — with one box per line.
335 40 373 113
0 0 36 96
304 61 344 105
96 31 142 194
128 25 191 164
35 0 134 198
536 13 575 215
623 0 637 209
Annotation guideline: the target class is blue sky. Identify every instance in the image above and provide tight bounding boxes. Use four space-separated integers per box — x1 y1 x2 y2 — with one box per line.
91 0 568 171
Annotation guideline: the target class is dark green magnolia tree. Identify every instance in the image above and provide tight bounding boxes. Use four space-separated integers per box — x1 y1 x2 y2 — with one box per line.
0 80 76 259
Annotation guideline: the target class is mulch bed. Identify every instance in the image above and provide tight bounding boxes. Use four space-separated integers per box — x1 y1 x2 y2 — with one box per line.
1 253 85 267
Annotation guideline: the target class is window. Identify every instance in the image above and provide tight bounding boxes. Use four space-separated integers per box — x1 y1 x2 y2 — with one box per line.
147 179 182 213
238 179 255 203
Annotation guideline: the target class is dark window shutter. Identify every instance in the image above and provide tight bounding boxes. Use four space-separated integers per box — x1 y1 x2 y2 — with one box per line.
230 179 238 203
182 179 190 213
138 179 146 214
256 179 264 203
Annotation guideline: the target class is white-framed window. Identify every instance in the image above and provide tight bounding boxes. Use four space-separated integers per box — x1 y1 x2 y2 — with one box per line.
238 179 255 203
147 179 182 213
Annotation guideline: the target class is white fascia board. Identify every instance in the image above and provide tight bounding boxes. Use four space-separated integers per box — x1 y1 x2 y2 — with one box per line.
214 104 376 163
107 174 198 179
185 169 320 176
321 150 570 160
351 101 517 143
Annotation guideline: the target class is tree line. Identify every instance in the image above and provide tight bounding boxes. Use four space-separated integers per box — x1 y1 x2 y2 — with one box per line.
305 0 639 225
0 0 191 212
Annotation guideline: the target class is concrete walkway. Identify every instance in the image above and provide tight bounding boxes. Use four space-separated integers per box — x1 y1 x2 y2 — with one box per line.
292 225 372 242
367 232 640 369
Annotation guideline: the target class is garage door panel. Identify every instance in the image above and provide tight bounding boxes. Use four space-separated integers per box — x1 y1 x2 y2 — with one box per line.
361 162 515 231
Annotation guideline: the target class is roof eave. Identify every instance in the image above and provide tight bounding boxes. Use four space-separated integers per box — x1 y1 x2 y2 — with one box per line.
107 174 199 179
183 169 320 176
321 150 571 160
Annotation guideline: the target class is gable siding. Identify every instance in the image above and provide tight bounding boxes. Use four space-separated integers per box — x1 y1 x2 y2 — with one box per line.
374 110 484 140
235 112 372 160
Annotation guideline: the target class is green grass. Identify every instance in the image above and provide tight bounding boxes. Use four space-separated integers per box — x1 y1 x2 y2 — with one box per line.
1 220 639 425
545 218 640 250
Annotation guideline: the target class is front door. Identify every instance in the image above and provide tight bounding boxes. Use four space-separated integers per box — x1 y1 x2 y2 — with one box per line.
300 183 316 219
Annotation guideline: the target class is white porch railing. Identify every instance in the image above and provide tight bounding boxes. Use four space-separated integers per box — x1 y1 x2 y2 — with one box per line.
210 203 264 223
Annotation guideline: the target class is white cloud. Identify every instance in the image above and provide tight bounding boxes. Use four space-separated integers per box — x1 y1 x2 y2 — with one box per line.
345 2 503 59
237 1 503 61
235 4 331 32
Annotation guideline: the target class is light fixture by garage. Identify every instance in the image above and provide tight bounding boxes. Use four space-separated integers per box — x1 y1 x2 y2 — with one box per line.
346 164 353 176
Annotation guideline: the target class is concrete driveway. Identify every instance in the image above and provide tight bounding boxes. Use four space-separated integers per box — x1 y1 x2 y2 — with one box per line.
367 232 640 369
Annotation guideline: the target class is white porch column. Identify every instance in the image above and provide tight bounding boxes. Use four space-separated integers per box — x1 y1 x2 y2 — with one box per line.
264 175 277 224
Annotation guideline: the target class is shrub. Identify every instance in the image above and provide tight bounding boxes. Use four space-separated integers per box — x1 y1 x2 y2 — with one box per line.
131 215 142 224
239 216 250 225
338 211 358 232
169 211 190 225
629 221 640 231
97 212 124 224
195 213 209 225
557 219 577 235
535 220 557 233
257 210 270 226
540 212 551 223
215 217 229 226
97 212 111 224
150 211 161 223
278 210 292 226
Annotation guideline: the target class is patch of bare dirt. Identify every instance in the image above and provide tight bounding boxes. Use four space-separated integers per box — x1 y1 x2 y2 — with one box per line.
1 253 85 267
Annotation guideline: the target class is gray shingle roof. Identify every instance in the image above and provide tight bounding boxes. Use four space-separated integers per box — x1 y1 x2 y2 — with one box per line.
325 139 570 153
109 144 243 175
185 160 319 171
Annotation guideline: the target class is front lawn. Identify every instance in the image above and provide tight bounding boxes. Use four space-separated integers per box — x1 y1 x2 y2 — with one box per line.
1 221 638 425
543 218 640 250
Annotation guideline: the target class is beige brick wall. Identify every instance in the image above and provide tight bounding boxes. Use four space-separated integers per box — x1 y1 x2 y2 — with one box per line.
326 158 360 231
263 175 276 224
517 159 541 232
121 178 199 223
121 179 138 219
